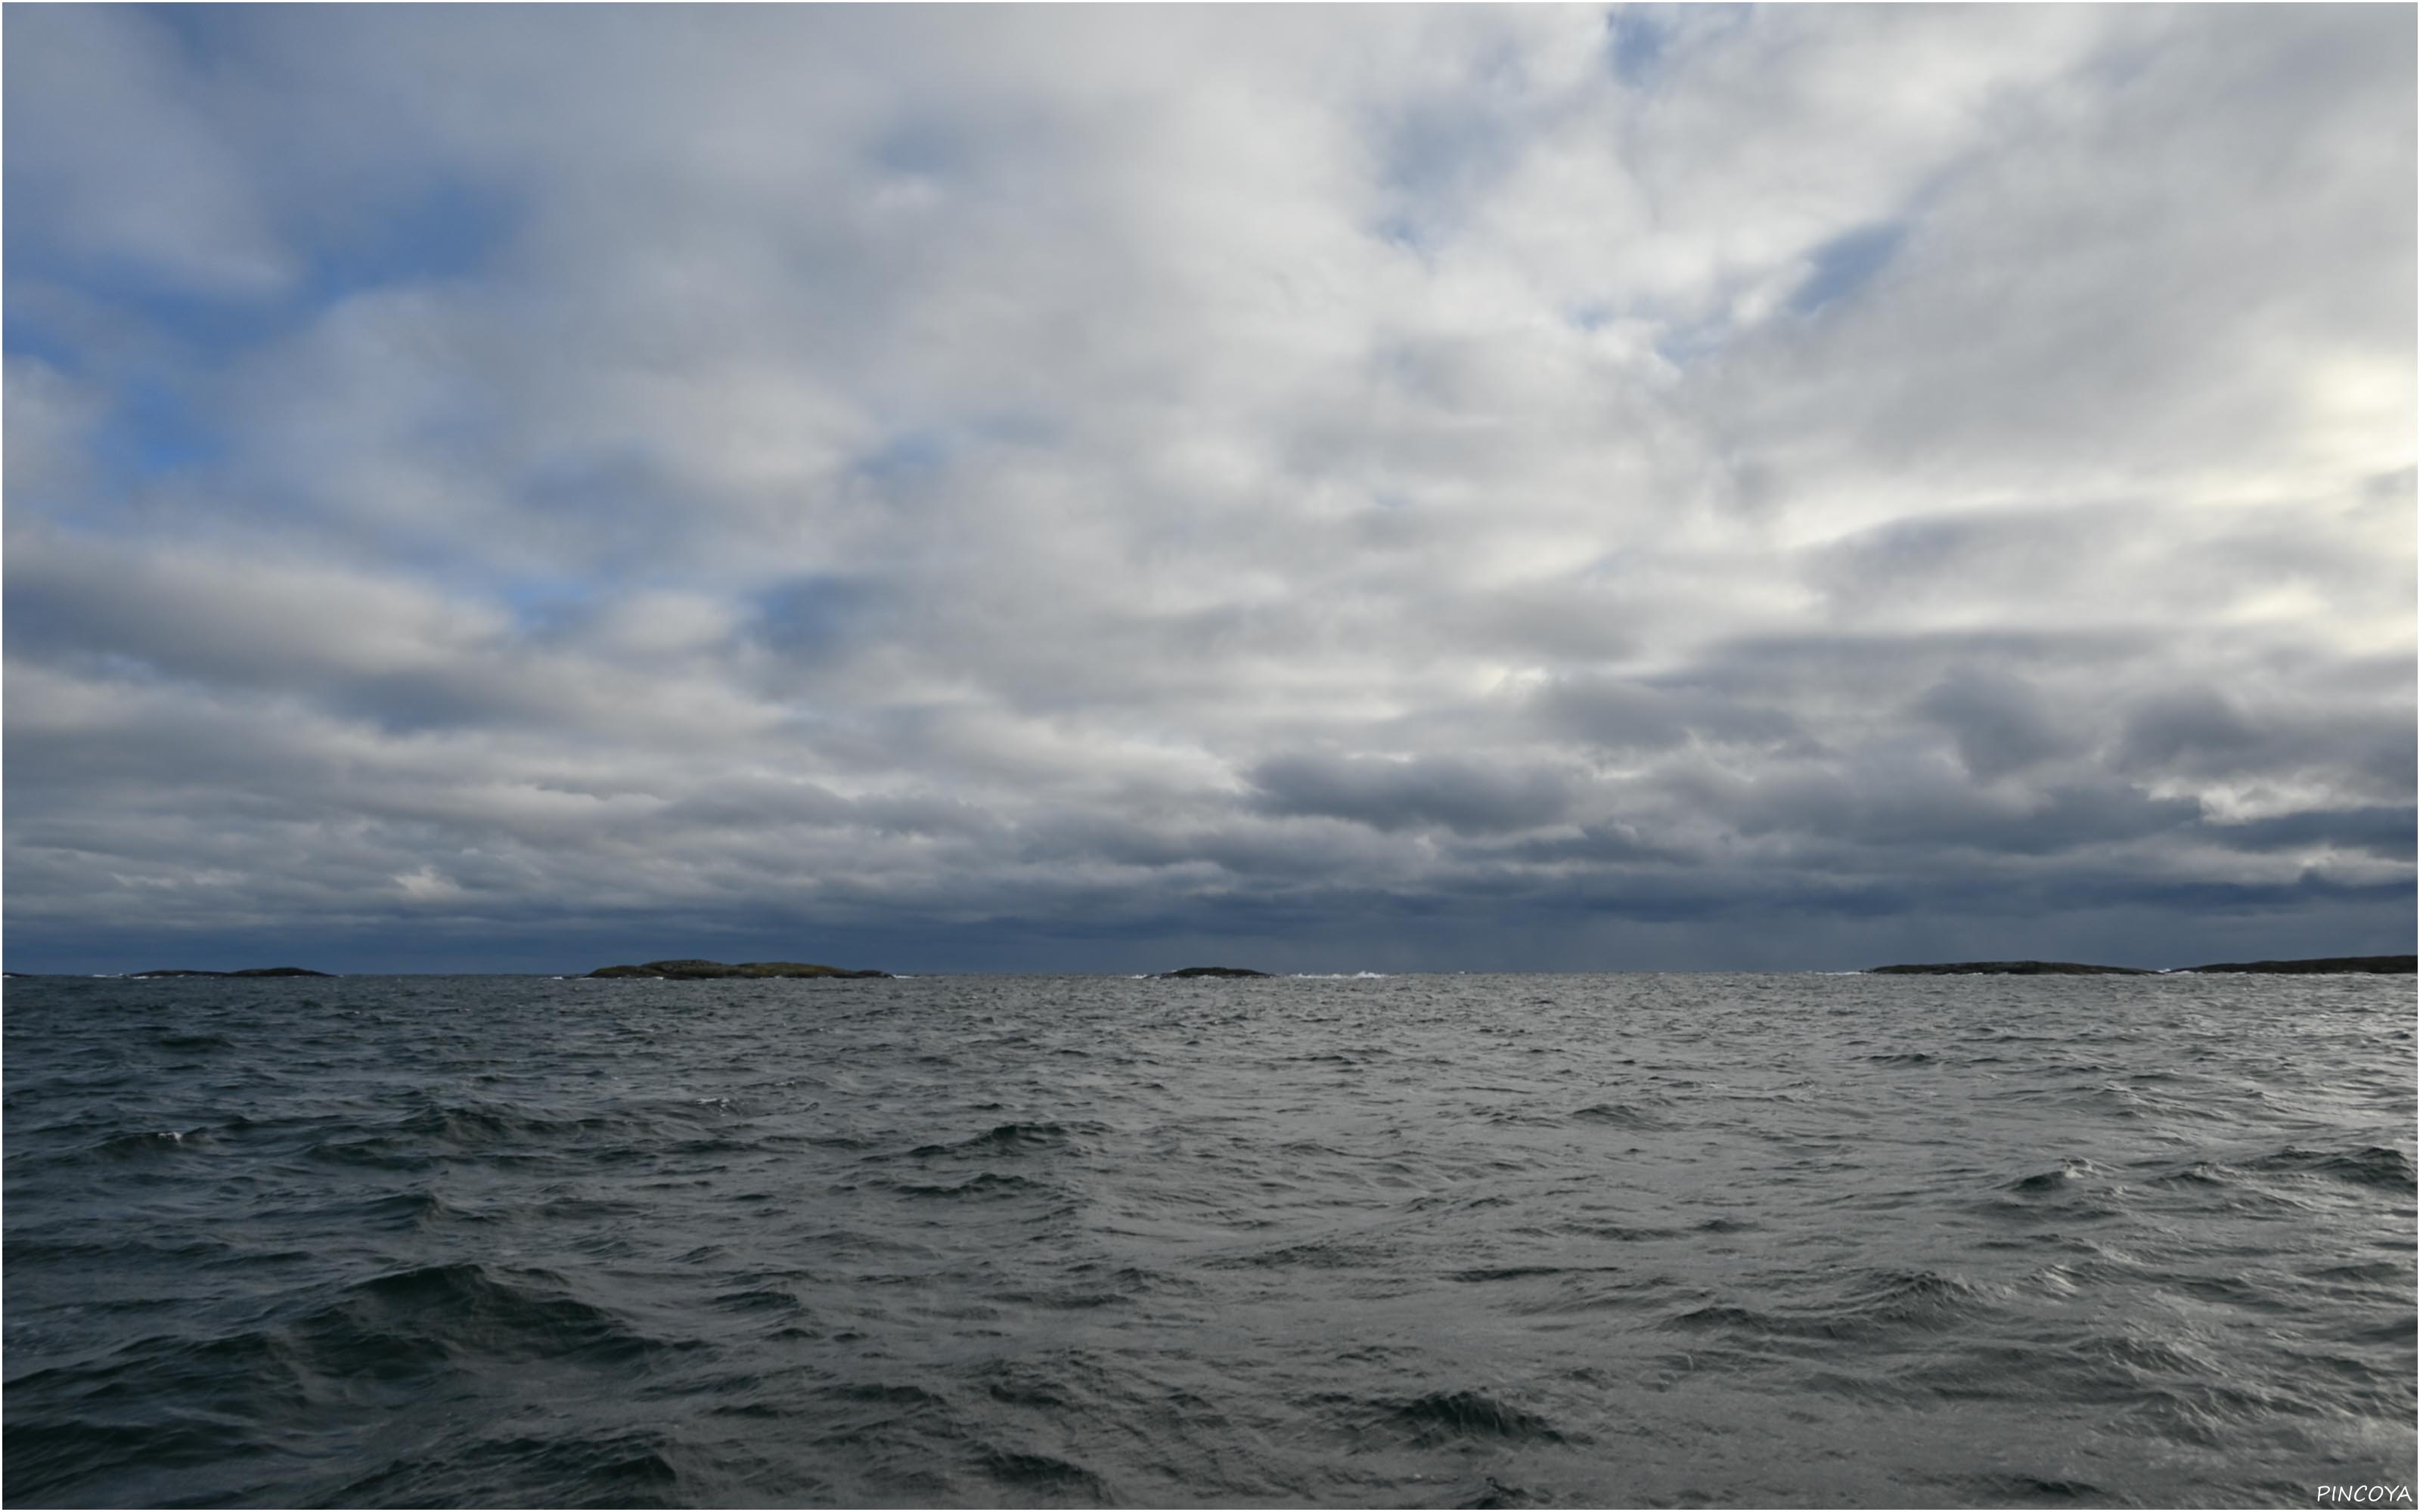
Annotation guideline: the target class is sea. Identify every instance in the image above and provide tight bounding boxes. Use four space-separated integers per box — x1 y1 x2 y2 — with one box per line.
4 971 2412 1507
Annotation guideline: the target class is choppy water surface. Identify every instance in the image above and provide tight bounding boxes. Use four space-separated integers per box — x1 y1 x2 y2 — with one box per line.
5 972 2412 1507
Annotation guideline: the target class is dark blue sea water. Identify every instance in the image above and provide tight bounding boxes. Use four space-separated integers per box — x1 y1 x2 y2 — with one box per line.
5 971 2412 1507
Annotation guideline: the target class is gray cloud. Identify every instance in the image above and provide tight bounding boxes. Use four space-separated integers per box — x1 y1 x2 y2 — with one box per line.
3 6 2409 971
1247 754 1575 837
2201 807 2416 863
1531 673 1806 754
1909 668 2080 781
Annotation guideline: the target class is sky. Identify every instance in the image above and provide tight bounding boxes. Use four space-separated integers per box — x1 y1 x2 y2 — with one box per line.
5 4 2413 975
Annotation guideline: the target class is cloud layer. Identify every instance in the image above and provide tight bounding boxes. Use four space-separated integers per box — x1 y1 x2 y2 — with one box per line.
7 6 2412 971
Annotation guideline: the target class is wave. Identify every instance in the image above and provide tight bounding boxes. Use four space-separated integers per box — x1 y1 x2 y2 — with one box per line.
4 1260 684 1503
357 1188 493 1231
1567 1220 1691 1241
907 1121 1091 1158
2002 1158 2106 1193
979 1448 1105 1494
1665 1269 2002 1344
151 1031 234 1052
318 1261 681 1368
1447 1265 1571 1283
330 1431 681 1507
1385 1390 1568 1444
300 1097 752 1165
880 1173 1056 1200
3 1414 256 1504
1960 1473 2114 1501
1832 1268 2002 1327
51 1127 215 1163
2249 1145 2415 1189
8 967 2410 1507
1572 1101 1667 1129
1205 1238 1389 1272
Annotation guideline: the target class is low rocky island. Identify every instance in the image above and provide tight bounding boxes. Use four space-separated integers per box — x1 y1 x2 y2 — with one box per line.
1871 955 2414 976
585 959 890 980
1151 965 1272 979
2183 956 2414 974
1867 961 2151 975
129 966 334 978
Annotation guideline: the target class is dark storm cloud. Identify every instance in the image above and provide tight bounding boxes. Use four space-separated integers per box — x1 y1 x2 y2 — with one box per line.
1463 821 1689 869
2199 807 2417 862
2115 686 2415 795
1246 754 1576 836
1908 669 2081 780
1689 760 2203 858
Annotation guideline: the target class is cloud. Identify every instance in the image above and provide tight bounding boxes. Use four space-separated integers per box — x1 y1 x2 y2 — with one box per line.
3 7 295 294
2201 807 2417 863
2 6 2410 971
1530 673 1805 754
1247 753 1576 836
1909 668 2080 781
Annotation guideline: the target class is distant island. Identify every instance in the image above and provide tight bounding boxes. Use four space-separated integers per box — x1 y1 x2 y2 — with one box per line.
1868 962 2151 975
5 954 2404 981
129 966 334 978
1869 956 2414 975
2181 956 2415 974
585 959 890 979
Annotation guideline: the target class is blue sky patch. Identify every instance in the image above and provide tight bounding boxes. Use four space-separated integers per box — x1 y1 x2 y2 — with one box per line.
1606 9 1668 86
1791 220 1910 316
89 377 225 487
1652 314 1731 369
870 117 970 179
752 573 890 659
300 177 517 308
6 173 513 373
855 429 949 482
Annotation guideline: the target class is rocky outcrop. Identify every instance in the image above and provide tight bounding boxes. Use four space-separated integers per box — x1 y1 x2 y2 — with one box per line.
1150 965 1272 979
585 959 890 980
2182 956 2415 974
1870 955 2414 976
129 966 334 978
1866 961 2152 975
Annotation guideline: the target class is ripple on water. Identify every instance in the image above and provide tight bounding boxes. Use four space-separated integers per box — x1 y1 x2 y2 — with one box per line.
3 971 2410 1507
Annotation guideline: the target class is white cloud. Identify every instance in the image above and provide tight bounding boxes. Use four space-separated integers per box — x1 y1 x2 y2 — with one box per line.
5 5 2410 971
